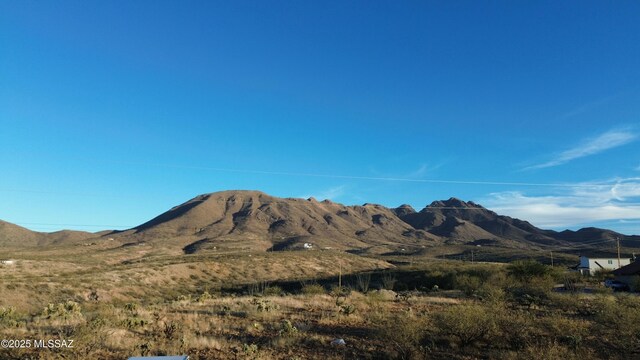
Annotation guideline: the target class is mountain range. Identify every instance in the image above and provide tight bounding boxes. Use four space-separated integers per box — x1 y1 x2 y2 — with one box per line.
2 190 638 254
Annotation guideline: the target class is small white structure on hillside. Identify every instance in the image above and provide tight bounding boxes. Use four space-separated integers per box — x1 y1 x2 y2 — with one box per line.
0 260 15 266
303 242 313 250
577 256 632 275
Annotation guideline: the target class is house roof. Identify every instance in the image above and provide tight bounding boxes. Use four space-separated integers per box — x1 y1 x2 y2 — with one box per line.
612 261 640 276
581 256 631 261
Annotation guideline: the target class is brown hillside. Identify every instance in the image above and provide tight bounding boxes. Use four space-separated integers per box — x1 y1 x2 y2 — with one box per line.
3 191 638 253
97 192 640 254
111 190 440 254
0 220 94 247
397 198 573 248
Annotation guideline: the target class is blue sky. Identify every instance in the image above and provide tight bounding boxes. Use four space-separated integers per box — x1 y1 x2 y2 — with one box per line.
1 1 640 234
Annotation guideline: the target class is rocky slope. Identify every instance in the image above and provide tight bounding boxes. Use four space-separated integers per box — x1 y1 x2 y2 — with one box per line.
2 191 638 253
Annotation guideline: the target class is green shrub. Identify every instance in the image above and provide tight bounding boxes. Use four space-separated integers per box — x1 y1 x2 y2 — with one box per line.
0 306 15 320
381 271 397 290
476 283 506 303
301 284 325 295
330 285 351 298
591 269 612 282
279 320 298 337
124 302 139 313
395 291 414 304
493 307 538 350
435 304 496 347
242 343 258 355
455 275 482 296
196 291 213 302
339 304 356 315
122 316 147 329
42 301 82 320
548 293 589 313
374 311 431 360
175 294 192 302
509 343 593 360
541 314 590 350
163 321 180 340
0 306 18 327
508 277 554 307
252 298 280 312
422 269 456 290
507 260 552 282
355 273 372 293
592 295 640 353
263 285 283 296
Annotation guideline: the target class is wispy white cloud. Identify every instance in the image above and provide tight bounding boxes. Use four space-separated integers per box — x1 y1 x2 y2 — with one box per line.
557 94 617 120
482 178 640 230
300 185 347 201
524 129 637 170
369 162 447 180
406 164 430 178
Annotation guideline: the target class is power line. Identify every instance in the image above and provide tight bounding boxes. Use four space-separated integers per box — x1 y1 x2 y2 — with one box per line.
0 160 627 193
544 239 618 252
6 194 621 214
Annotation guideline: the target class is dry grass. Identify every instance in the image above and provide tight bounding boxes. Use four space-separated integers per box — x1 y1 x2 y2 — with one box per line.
0 249 638 359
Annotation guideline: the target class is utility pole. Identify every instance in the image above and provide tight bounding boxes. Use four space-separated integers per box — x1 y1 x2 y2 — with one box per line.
338 261 342 289
617 237 621 269
550 251 554 267
471 250 474 263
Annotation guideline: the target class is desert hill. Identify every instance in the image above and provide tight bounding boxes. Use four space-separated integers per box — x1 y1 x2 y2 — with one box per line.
0 220 95 247
111 190 440 254
395 198 563 248
104 191 640 254
1 191 638 254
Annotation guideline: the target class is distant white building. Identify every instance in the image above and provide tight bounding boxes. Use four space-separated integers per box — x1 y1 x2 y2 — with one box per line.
303 243 313 249
577 256 632 275
0 260 15 266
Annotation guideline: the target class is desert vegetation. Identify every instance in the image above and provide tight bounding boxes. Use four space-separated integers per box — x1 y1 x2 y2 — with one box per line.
1 252 639 360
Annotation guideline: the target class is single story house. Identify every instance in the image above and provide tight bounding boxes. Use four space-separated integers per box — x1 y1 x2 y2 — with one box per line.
575 256 632 276
612 260 640 291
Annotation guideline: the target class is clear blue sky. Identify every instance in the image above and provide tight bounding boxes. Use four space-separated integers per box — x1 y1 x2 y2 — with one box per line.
1 1 639 234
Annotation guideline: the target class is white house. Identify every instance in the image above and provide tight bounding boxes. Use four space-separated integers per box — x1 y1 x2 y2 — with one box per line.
0 260 15 266
577 256 632 275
